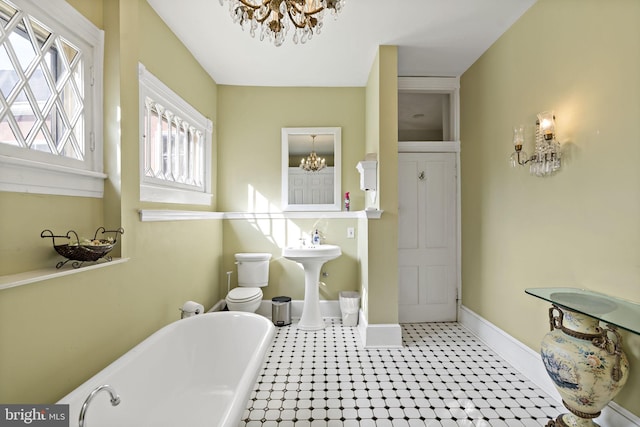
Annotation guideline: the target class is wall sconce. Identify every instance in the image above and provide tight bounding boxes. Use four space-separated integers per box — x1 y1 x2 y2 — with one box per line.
510 111 562 177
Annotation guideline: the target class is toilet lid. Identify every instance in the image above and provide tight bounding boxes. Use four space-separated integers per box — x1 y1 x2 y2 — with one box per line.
227 287 262 302
235 253 272 262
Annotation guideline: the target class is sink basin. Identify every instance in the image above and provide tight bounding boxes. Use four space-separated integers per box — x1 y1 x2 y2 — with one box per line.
283 244 342 330
282 244 341 262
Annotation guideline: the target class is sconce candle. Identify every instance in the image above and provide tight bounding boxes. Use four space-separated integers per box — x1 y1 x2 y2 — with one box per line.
538 111 556 140
513 125 524 150
509 126 527 168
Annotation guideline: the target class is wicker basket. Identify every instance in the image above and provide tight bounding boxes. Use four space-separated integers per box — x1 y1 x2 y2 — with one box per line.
41 227 124 268
53 241 116 262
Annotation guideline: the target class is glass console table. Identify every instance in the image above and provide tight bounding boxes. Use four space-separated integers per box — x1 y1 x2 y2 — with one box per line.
525 287 639 427
526 287 640 334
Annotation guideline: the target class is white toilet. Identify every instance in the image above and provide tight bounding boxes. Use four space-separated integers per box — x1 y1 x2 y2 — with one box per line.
225 253 272 312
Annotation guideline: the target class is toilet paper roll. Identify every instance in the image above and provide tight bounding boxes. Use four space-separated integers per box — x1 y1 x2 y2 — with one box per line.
181 300 204 318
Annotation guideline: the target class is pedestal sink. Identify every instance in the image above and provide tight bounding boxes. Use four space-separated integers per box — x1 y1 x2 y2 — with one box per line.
283 244 341 330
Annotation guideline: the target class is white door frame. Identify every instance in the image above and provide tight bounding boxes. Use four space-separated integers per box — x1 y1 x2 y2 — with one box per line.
398 76 462 319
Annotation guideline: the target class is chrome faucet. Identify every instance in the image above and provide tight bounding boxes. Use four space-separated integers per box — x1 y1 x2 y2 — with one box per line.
78 384 120 427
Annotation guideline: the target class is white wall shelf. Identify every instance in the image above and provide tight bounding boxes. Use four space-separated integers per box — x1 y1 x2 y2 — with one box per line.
138 209 383 221
0 258 130 292
138 210 224 222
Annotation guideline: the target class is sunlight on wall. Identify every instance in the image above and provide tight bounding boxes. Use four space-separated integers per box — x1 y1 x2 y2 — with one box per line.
244 184 350 251
246 184 304 249
247 183 277 213
116 106 122 178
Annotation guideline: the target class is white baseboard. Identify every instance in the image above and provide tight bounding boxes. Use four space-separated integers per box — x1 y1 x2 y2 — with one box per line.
459 305 640 427
214 299 403 348
255 299 342 319
458 305 558 397
357 309 403 349
208 299 227 313
209 299 342 319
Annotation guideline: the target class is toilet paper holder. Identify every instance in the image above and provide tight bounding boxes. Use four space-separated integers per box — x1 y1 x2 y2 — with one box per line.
179 301 204 319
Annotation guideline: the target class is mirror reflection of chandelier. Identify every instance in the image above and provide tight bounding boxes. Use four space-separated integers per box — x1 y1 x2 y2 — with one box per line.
218 0 346 47
300 134 326 172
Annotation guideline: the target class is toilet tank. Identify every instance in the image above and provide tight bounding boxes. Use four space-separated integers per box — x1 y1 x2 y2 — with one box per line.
235 253 272 287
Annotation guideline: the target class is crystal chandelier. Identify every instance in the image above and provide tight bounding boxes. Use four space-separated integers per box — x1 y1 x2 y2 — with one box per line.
300 135 326 172
219 0 345 46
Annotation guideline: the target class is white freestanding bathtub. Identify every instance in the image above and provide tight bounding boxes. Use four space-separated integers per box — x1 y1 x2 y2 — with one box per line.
58 311 275 427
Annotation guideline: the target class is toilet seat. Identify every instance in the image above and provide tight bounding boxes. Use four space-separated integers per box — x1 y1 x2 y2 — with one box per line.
226 287 262 303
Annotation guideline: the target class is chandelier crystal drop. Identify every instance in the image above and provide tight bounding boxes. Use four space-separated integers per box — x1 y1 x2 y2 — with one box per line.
300 134 326 172
219 0 345 47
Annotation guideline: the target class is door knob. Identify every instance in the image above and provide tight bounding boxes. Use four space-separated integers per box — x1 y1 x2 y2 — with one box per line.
418 171 425 180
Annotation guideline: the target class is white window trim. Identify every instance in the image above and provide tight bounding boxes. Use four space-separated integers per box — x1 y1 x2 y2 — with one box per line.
0 0 105 198
138 63 213 206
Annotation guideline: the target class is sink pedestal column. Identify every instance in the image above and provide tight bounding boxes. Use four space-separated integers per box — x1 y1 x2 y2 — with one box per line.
298 262 324 330
282 244 341 331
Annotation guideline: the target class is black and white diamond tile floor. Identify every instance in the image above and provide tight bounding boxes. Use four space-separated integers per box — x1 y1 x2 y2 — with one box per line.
240 319 562 427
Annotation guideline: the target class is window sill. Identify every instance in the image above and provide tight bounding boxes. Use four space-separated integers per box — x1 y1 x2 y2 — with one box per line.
0 154 106 198
140 183 213 206
0 258 130 292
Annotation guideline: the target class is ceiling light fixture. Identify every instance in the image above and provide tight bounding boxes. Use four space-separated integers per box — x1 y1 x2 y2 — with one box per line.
219 0 345 47
300 134 326 172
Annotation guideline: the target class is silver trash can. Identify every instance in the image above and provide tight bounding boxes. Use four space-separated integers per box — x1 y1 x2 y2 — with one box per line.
272 296 291 326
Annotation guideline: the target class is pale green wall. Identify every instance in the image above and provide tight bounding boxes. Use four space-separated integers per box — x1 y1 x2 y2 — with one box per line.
217 86 364 297
0 193 103 274
0 0 222 403
360 52 379 318
363 46 398 324
461 0 640 417
65 0 103 27
216 86 364 212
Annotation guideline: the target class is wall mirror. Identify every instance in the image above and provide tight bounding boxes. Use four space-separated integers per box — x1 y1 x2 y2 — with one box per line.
282 127 341 211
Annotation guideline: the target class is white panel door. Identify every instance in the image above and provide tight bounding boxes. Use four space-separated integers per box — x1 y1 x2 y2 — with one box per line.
398 152 457 323
307 168 334 204
288 167 334 204
289 170 306 204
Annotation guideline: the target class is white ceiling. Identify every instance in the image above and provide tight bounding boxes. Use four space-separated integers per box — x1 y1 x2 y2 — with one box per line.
146 0 536 87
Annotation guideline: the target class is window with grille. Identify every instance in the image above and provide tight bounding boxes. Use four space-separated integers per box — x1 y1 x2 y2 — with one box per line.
0 0 104 197
138 64 212 205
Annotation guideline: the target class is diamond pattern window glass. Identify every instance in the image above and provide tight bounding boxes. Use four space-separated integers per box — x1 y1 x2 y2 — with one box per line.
0 1 84 160
143 98 205 190
0 0 104 198
138 63 212 205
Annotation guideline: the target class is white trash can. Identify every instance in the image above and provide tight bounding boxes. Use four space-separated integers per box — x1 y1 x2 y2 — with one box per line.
339 291 360 326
